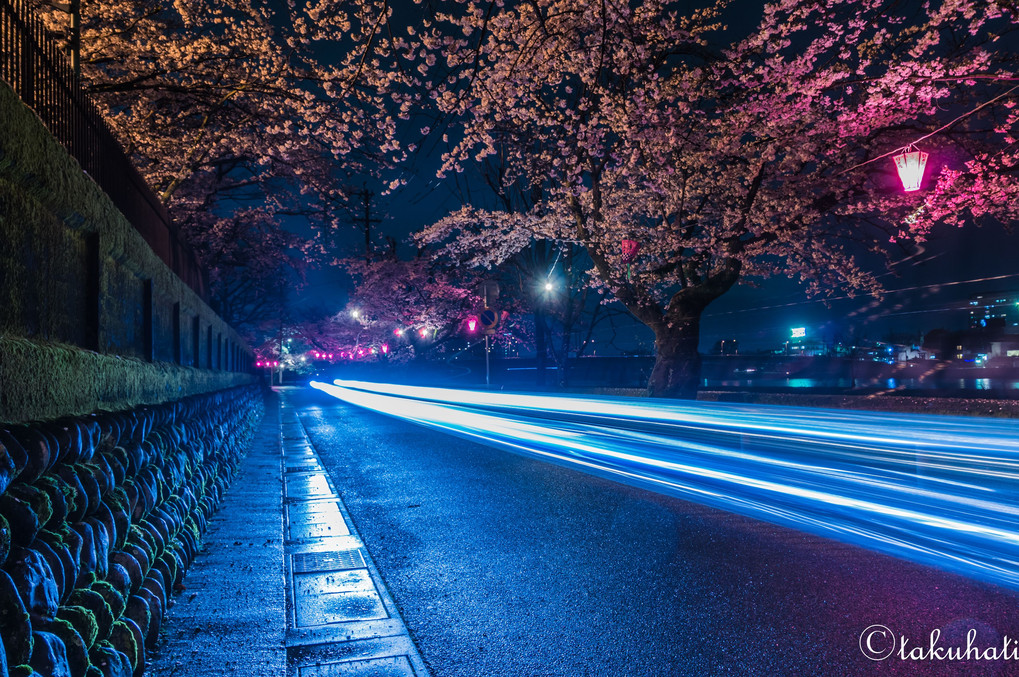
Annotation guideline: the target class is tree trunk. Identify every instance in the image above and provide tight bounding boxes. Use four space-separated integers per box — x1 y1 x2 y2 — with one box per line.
647 313 703 399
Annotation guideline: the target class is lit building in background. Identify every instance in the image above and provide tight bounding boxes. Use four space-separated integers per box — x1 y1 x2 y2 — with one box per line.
968 292 1019 330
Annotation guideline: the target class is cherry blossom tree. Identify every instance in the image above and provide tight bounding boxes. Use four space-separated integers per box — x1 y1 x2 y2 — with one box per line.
30 0 417 336
411 0 1018 397
332 255 482 360
189 208 305 333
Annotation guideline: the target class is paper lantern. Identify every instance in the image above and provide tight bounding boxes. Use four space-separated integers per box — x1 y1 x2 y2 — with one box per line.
892 147 928 192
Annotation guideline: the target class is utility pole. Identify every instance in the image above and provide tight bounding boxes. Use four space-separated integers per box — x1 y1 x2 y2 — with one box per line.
355 185 381 262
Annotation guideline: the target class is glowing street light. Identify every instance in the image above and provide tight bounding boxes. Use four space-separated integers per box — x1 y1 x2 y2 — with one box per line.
892 145 928 192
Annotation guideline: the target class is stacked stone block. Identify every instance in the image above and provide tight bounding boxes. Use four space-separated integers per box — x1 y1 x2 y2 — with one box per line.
0 385 264 677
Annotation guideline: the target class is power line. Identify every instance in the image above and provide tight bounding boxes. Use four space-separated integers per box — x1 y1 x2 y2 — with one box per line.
703 272 1019 318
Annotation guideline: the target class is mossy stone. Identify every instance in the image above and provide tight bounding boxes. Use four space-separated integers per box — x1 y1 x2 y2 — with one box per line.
0 512 11 566
66 589 112 643
90 580 126 620
108 621 139 675
41 617 90 677
57 605 98 650
0 568 33 666
0 493 40 546
7 484 52 530
88 641 131 677
36 476 68 527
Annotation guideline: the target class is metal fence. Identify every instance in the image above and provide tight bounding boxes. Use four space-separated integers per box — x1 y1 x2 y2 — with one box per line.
0 0 208 300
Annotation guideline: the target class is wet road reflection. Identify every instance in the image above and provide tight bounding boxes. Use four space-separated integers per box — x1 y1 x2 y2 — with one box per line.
311 380 1019 591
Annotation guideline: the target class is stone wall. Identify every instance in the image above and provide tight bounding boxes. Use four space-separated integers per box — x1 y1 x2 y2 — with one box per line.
1 55 269 677
0 385 263 677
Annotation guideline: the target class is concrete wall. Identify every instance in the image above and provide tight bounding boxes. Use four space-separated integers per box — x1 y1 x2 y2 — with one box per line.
0 81 256 425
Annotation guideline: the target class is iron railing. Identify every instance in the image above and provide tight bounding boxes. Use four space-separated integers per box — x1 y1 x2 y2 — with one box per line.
0 0 208 300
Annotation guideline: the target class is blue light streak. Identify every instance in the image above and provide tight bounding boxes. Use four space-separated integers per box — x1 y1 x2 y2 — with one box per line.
310 380 1019 590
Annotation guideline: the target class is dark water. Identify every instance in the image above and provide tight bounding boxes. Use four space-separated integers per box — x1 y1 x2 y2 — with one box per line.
703 376 1019 390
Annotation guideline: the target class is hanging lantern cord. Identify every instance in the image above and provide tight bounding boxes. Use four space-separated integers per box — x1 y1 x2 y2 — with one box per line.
836 83 1019 176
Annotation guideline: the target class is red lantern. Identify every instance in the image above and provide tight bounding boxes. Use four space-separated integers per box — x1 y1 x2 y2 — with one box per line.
621 239 641 263
892 146 928 192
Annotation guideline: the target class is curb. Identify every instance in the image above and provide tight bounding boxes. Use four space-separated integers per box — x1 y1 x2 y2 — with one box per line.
280 395 430 677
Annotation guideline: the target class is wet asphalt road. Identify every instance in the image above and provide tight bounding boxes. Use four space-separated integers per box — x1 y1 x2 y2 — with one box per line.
291 387 1019 677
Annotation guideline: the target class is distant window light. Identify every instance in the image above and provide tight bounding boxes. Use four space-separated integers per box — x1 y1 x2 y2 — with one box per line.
791 327 806 338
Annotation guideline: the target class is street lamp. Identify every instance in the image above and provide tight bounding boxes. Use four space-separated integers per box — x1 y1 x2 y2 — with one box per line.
892 145 928 192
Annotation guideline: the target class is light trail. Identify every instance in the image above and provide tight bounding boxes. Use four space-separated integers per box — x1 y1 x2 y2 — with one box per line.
311 380 1019 591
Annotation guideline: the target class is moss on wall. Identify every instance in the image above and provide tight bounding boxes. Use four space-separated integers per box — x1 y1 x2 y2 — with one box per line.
0 81 255 424
0 82 248 355
0 336 256 425
0 178 89 345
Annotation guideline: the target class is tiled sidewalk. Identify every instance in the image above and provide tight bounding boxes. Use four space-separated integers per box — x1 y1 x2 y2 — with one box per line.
146 390 429 676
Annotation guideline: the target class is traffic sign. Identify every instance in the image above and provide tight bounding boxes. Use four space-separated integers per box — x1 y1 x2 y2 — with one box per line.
479 308 499 335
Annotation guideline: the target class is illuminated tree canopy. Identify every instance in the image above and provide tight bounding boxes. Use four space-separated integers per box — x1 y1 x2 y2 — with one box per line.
408 0 1018 396
32 0 414 332
32 0 1019 394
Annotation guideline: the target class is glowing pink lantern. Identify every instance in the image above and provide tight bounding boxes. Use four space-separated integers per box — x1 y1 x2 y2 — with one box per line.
467 317 478 332
381 343 389 354
621 239 641 263
419 327 428 338
892 146 928 192
394 328 403 336
358 348 365 357
256 361 262 367
328 353 334 359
